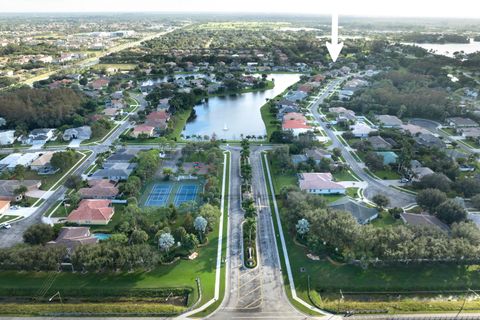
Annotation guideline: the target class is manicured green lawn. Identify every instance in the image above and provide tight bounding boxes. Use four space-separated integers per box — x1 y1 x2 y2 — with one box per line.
372 169 401 180
0 215 16 224
371 211 402 228
333 170 357 182
166 109 191 141
260 101 280 141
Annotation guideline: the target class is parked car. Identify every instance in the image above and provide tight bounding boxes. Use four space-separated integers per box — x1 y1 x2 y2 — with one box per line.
0 223 11 229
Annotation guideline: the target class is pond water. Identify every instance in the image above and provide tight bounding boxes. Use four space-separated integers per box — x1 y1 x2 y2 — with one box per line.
405 40 480 57
182 73 301 140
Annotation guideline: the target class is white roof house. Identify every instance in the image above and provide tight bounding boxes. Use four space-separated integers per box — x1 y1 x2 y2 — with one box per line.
0 153 40 170
298 172 346 195
350 123 377 138
0 130 15 145
376 115 403 128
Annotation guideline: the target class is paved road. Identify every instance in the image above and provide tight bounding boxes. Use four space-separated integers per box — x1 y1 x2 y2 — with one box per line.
210 147 313 319
309 79 416 208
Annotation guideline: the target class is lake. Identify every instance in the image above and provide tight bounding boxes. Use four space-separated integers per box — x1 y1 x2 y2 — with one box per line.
405 40 480 57
182 73 301 140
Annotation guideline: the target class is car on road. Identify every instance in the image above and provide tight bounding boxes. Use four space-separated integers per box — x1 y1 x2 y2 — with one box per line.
0 223 11 229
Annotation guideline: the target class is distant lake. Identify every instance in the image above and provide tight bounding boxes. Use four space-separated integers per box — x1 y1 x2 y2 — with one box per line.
182 73 301 140
405 40 480 57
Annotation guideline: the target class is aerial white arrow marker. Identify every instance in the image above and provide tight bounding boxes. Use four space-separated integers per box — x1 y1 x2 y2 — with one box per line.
326 13 344 62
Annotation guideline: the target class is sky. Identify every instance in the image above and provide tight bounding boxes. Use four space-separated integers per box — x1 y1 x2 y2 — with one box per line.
0 0 479 18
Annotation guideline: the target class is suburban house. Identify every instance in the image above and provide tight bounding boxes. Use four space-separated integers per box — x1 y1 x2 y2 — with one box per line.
30 152 55 173
106 149 137 163
401 212 449 232
447 117 479 129
284 90 308 102
305 148 333 162
26 128 55 145
414 133 445 149
0 200 10 214
291 148 332 166
0 180 41 201
282 112 312 136
350 123 377 138
0 130 15 145
460 127 480 142
298 172 346 195
368 135 393 150
67 199 115 225
376 115 403 128
401 124 429 136
328 107 356 122
410 160 434 182
47 227 98 249
145 110 170 130
90 162 137 181
89 78 110 90
131 124 155 138
63 126 92 141
329 197 379 225
103 107 119 118
79 179 119 199
0 153 40 171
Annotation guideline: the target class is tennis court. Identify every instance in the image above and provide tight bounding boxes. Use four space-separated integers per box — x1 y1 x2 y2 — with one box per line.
144 184 172 207
174 184 199 206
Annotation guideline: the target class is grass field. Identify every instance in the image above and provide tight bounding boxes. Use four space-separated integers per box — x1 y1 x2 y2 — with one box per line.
260 101 280 141
264 152 480 315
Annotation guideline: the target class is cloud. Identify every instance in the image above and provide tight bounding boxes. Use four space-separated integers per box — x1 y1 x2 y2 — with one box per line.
0 0 478 18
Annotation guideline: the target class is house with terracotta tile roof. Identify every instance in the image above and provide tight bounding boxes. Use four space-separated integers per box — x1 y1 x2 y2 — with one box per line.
131 124 155 138
282 112 312 136
0 200 10 214
67 199 115 225
298 172 346 195
78 180 119 199
145 110 170 130
89 78 110 90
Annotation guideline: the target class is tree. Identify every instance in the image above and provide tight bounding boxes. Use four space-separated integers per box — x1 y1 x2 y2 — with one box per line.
418 173 452 193
372 194 390 209
365 152 384 171
416 189 447 213
13 185 28 200
182 233 199 253
472 194 480 210
13 165 26 180
435 200 468 225
68 192 81 208
130 230 149 244
65 175 83 190
296 219 310 238
51 150 77 171
23 224 54 245
199 204 220 230
194 216 208 242
158 233 175 252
